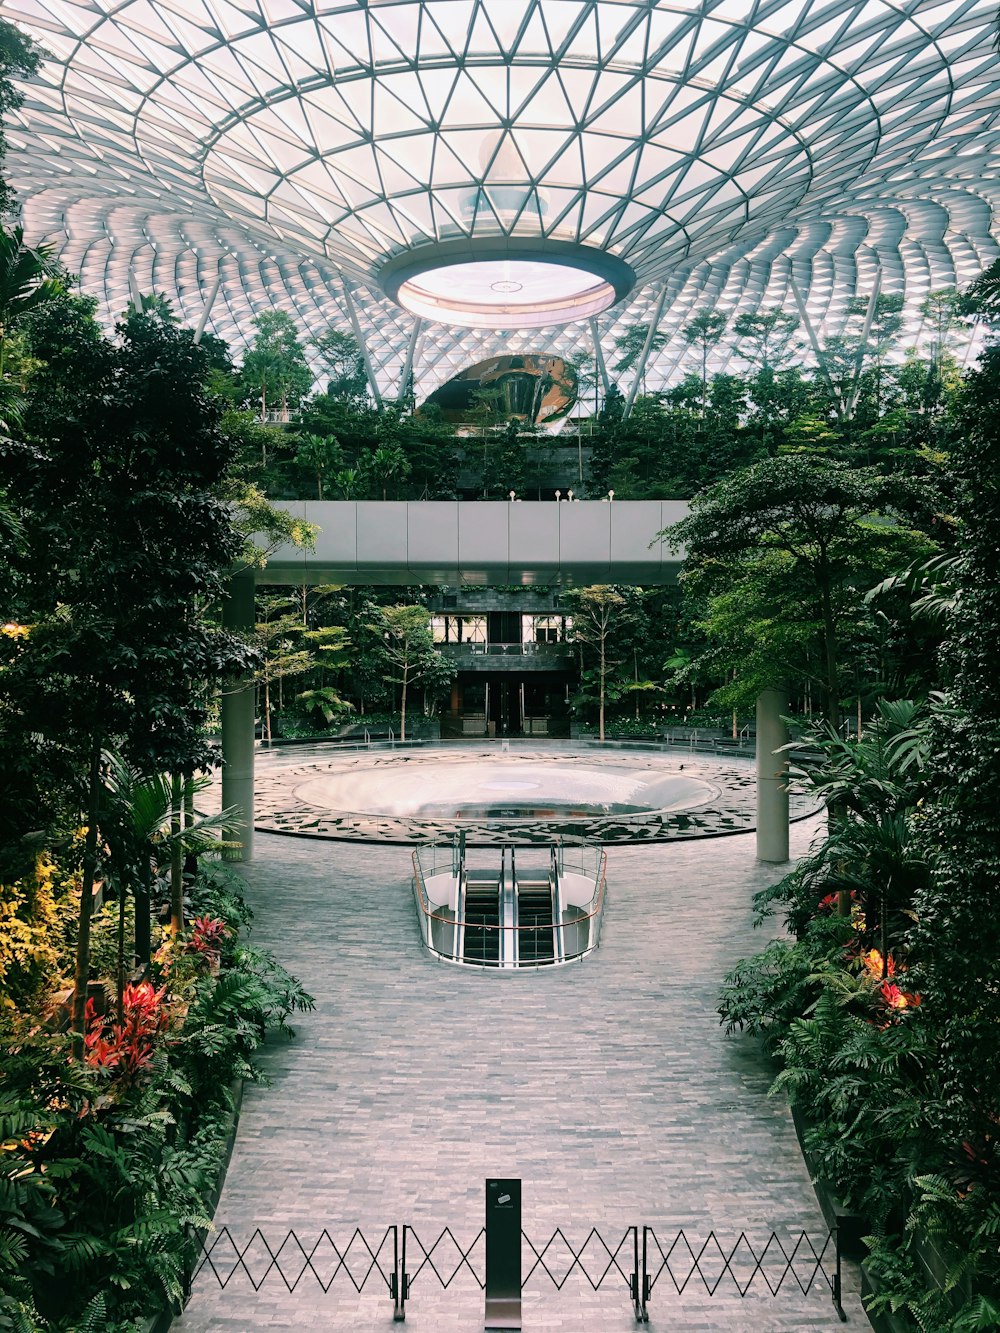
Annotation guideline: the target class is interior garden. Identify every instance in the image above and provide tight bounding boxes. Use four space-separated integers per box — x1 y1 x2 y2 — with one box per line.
2 7 1000 1328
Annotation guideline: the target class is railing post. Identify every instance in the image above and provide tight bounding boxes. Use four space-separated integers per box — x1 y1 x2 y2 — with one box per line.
393 1224 407 1321
641 1225 650 1322
630 1225 643 1322
832 1227 847 1322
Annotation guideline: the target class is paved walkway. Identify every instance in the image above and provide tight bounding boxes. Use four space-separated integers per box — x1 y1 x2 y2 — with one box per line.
178 780 864 1331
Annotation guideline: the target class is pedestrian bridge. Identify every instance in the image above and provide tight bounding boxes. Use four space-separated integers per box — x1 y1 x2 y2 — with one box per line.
258 499 689 586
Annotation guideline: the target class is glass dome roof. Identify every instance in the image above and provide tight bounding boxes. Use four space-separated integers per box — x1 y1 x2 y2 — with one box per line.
6 0 1000 401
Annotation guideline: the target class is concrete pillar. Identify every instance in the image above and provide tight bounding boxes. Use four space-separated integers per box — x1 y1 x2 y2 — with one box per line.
756 686 789 863
221 569 256 861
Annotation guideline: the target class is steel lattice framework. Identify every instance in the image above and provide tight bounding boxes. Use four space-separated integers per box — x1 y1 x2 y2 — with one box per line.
6 0 1000 403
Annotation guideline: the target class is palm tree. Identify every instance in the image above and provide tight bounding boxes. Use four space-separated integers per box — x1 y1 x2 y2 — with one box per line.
100 753 237 1017
783 697 933 931
0 227 63 354
0 226 64 430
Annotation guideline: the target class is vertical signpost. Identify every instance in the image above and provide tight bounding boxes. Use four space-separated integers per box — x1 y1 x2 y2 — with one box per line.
485 1178 521 1331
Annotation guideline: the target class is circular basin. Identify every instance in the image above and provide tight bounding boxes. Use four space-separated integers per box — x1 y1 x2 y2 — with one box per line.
292 759 717 822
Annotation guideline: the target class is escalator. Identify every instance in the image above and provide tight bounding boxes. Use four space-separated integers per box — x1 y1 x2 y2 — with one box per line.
516 880 555 964
463 872 501 965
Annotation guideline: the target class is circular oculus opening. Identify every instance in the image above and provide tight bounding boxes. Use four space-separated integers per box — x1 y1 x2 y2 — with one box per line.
381 243 634 330
397 259 617 328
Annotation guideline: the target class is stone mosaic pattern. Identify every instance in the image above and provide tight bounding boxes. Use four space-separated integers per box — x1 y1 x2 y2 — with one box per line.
253 746 816 845
176 814 863 1331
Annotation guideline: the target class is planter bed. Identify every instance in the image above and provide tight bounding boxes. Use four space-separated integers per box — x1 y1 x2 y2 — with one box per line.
139 1077 244 1332
790 1102 869 1260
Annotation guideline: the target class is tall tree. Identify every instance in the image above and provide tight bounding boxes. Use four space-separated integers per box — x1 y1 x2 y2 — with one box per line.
314 329 369 402
240 310 312 419
732 311 799 373
2 299 256 1038
367 604 439 742
909 291 1000 1166
682 311 727 416
663 455 934 726
563 585 633 741
0 19 40 217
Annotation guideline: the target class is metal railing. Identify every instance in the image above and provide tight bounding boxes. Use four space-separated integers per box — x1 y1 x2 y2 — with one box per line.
192 1223 846 1324
411 842 607 968
438 640 572 657
193 1225 398 1298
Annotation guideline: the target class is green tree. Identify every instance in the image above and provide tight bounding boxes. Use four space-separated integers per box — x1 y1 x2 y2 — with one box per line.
613 323 667 377
682 311 727 416
0 227 64 431
732 311 799 373
240 310 312 420
663 455 934 726
255 595 314 742
0 19 41 217
563 585 634 741
365 442 410 500
294 431 343 499
314 329 369 402
909 303 1000 1170
2 300 256 1041
821 293 905 427
367 604 439 742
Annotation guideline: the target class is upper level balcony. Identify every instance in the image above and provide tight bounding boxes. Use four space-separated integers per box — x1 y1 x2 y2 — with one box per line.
437 641 574 671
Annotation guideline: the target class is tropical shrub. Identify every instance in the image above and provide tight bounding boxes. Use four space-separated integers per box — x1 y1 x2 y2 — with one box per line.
0 863 313 1331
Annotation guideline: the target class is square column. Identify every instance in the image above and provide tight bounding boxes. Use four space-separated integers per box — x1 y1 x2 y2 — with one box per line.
756 687 789 862
221 569 256 861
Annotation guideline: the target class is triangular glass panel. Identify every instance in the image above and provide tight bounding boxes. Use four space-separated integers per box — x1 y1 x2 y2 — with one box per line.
442 72 502 127
590 150 640 196
517 70 573 125
291 157 347 205
539 0 587 54
329 143 381 192
379 70 432 123
594 2 644 58
468 2 506 59
424 0 476 56
417 11 453 60
272 19 326 73
516 5 550 58
634 142 684 188
557 66 599 121
373 147 425 194
373 83 427 137
300 100 362 153
204 0 257 41
431 136 478 187
331 75 375 132
581 131 625 182
564 4 598 60
587 82 643 136
646 11 696 75
393 189 436 239
380 130 437 180
471 63 510 119
511 127 568 176
418 68 459 123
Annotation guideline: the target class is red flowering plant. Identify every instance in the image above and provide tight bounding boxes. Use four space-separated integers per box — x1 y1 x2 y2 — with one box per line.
858 947 921 1022
183 915 230 968
84 981 170 1085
